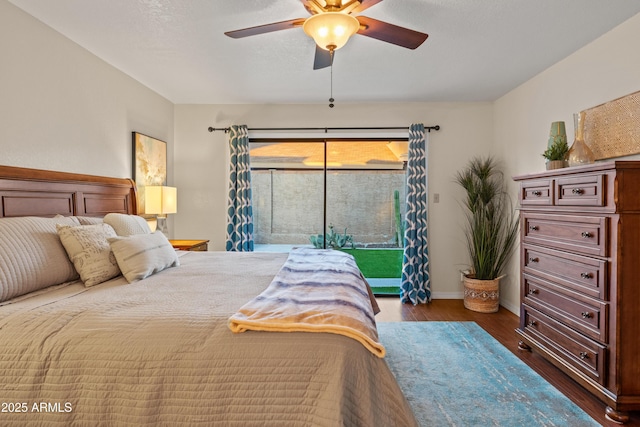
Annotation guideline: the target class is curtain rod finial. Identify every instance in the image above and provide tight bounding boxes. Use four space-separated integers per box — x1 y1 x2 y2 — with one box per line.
208 127 231 133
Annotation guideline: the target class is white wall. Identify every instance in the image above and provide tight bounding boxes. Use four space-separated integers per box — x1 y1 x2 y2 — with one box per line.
494 13 640 313
0 1 174 181
174 102 494 299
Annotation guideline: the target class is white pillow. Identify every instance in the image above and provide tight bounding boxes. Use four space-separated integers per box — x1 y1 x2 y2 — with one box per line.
108 232 179 283
54 214 82 226
57 223 121 287
104 213 151 236
75 216 104 225
0 216 80 302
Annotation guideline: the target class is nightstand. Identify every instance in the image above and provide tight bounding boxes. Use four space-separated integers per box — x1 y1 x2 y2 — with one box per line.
169 239 209 251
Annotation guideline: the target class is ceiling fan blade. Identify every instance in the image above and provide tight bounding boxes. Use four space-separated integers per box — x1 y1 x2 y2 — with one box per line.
350 0 384 14
313 45 333 70
356 16 428 49
225 18 306 39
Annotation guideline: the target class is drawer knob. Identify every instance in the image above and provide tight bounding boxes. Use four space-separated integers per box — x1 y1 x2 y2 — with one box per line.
580 272 593 279
579 352 589 360
532 190 542 196
581 312 593 319
528 257 539 263
527 320 537 327
528 288 539 295
572 188 585 195
581 231 593 238
529 225 539 232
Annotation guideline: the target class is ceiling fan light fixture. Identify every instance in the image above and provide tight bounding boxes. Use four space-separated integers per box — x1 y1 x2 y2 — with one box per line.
303 12 360 51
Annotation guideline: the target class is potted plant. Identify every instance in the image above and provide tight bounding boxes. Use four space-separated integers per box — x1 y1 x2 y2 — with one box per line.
455 157 520 313
542 138 569 170
310 224 353 249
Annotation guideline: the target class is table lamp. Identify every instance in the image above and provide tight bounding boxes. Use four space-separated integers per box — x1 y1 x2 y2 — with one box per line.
144 186 177 236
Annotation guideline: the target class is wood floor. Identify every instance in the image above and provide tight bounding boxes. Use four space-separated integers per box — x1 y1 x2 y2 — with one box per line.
374 298 640 426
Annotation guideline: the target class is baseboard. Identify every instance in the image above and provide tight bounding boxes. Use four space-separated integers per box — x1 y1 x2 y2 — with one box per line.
430 292 520 316
430 292 464 299
500 300 520 315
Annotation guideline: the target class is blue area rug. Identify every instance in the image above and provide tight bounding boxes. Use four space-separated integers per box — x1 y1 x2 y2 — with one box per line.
378 322 600 427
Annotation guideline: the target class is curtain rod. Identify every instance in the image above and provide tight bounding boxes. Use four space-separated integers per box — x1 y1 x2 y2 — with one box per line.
207 125 440 133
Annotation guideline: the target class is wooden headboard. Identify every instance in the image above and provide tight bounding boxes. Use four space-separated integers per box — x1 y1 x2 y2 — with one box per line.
0 165 138 218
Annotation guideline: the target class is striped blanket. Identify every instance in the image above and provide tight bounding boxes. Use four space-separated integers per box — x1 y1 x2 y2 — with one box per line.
228 247 385 357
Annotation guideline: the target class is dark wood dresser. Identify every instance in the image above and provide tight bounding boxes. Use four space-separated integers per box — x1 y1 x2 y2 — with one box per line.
513 161 640 423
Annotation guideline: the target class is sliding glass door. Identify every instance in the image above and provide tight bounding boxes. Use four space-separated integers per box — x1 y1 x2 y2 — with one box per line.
250 141 324 249
325 140 407 249
249 138 407 270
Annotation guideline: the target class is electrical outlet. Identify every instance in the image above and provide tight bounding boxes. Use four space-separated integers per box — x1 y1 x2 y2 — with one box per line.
433 193 440 203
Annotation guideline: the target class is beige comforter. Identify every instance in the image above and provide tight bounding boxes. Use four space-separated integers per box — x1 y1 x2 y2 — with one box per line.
0 251 418 427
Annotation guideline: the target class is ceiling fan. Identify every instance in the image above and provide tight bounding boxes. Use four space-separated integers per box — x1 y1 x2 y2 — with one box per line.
225 0 428 70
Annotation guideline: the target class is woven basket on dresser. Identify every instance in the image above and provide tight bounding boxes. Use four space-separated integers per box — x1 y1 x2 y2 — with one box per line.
463 275 500 313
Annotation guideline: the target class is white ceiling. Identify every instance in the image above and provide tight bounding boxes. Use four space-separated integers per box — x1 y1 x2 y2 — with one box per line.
9 0 640 104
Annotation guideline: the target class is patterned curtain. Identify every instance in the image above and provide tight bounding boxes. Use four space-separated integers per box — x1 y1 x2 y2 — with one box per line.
400 123 431 304
225 125 254 252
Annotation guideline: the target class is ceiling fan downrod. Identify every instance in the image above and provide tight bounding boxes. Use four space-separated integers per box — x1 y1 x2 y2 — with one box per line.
329 48 335 108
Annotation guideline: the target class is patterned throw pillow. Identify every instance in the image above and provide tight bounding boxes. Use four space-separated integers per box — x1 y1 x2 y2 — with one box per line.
57 223 121 287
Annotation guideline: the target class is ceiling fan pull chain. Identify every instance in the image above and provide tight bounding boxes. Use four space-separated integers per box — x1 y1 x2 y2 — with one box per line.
329 49 335 108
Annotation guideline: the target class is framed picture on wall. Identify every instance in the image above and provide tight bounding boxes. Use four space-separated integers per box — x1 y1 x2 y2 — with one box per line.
132 132 167 215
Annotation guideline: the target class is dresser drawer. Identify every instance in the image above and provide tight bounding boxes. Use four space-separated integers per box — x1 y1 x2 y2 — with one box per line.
522 212 607 257
555 174 604 207
523 274 608 342
522 244 607 300
522 306 606 385
520 179 553 206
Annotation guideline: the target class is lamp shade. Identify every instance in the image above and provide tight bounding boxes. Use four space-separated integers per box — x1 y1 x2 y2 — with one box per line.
145 186 177 216
303 12 360 51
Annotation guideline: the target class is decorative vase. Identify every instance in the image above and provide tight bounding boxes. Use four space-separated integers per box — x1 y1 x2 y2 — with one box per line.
567 112 595 167
463 275 500 313
548 121 567 149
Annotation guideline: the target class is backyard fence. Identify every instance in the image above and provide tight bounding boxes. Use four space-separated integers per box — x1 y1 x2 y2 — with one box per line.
252 169 406 246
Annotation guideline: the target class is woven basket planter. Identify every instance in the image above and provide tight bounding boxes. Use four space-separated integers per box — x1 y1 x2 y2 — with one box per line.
546 160 567 170
463 275 500 313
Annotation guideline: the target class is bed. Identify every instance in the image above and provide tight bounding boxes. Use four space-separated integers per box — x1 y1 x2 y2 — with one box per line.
0 165 418 426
